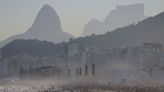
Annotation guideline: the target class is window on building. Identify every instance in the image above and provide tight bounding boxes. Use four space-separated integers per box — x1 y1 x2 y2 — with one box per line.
68 69 70 76
79 67 82 76
92 64 95 75
85 65 88 75
76 68 78 76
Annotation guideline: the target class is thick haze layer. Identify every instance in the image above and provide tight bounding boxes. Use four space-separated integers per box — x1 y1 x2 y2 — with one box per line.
0 0 164 40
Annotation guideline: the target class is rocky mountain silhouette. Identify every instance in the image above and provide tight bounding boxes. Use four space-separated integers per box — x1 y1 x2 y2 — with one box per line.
0 4 74 47
82 19 107 36
82 4 147 36
76 11 164 49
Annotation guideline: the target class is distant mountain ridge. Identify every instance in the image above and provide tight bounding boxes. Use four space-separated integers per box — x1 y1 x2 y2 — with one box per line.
76 11 164 49
2 39 67 58
2 11 164 58
82 4 147 36
0 4 74 47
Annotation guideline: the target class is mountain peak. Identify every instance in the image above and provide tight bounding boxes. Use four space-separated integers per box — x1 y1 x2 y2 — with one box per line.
82 19 106 36
25 4 74 41
41 4 54 12
104 3 147 31
0 4 74 47
82 4 147 37
28 4 62 33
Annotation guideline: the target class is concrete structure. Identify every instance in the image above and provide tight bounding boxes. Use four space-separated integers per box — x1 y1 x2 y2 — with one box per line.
67 42 164 84
7 59 19 78
67 41 85 80
0 48 2 60
67 42 112 83
0 48 2 77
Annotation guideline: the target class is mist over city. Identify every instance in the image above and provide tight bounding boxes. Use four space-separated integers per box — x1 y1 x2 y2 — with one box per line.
0 0 164 92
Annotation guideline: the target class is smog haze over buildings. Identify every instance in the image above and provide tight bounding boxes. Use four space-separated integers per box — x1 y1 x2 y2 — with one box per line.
0 0 164 92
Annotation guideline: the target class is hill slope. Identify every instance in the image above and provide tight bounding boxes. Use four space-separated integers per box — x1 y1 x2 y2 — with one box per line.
76 12 164 49
2 39 67 58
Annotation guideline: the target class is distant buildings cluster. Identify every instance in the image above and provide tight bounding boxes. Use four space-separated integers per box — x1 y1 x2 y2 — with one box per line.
0 54 67 79
67 42 164 84
0 42 164 84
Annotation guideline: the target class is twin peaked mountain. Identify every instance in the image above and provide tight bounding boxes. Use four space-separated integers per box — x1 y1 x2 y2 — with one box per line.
0 4 74 47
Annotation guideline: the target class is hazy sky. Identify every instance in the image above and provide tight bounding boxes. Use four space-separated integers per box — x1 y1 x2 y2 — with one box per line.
0 0 164 41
